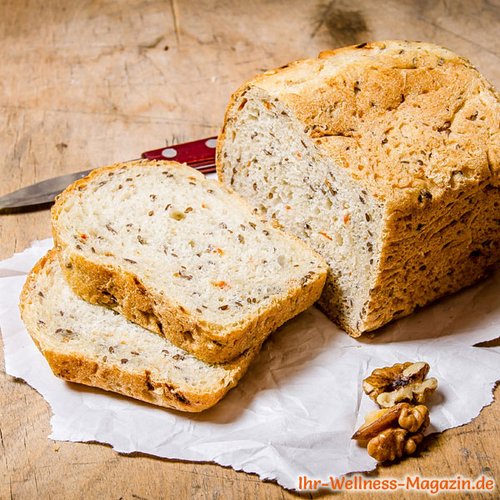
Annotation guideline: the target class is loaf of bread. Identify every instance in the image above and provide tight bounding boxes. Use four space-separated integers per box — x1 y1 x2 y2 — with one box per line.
20 250 259 412
217 40 500 336
51 160 327 362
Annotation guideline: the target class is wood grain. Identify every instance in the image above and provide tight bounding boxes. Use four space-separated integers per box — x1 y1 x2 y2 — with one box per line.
0 1 498 498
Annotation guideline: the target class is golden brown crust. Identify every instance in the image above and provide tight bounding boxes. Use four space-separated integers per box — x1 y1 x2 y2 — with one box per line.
219 40 499 200
42 350 240 412
217 40 500 337
52 160 327 363
361 181 500 334
53 245 326 363
20 250 259 412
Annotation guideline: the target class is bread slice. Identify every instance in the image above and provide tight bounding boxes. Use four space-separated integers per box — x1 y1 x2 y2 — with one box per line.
20 250 259 412
217 40 500 336
51 160 327 363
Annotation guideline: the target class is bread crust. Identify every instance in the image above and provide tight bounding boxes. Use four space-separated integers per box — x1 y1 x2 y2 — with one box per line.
20 250 258 412
217 40 500 337
218 40 499 198
42 349 245 412
51 160 327 363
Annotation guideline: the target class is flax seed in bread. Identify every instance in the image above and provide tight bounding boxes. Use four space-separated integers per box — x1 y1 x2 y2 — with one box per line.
51 160 327 362
217 40 500 336
20 250 259 412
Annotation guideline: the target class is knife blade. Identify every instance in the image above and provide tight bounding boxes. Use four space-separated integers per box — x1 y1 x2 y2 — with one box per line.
0 136 218 212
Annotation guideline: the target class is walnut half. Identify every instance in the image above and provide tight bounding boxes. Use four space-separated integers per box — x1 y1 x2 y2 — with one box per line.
367 428 425 462
362 361 438 408
352 402 430 462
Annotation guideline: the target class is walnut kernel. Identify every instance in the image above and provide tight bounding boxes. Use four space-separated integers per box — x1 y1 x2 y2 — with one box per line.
398 404 429 433
363 361 438 408
352 402 430 462
367 428 407 462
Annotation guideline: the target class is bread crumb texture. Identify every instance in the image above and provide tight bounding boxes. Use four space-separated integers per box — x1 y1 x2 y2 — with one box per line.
19 250 259 412
51 160 327 362
218 40 500 336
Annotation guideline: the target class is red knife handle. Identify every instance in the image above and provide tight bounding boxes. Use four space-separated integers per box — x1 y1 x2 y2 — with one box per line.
141 136 217 174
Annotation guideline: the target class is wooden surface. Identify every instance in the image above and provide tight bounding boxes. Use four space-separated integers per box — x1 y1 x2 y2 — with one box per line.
0 1 499 498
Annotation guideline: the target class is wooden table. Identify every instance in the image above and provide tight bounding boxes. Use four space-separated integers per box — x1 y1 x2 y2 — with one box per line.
1 1 498 498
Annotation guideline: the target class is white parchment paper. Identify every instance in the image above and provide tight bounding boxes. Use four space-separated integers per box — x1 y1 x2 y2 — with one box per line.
1 239 499 489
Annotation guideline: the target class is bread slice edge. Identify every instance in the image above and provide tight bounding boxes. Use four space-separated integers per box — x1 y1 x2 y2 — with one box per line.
51 161 328 363
19 249 258 412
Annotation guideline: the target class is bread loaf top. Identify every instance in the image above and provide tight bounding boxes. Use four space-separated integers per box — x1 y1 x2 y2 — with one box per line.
219 40 499 205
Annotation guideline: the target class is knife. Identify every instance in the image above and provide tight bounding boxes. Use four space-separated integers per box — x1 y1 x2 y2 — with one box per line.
0 136 218 212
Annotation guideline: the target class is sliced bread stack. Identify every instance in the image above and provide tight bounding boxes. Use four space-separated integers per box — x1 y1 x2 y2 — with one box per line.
20 160 327 411
21 250 258 411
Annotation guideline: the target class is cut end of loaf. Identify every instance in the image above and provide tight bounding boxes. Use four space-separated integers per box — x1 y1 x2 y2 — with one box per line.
217 40 500 336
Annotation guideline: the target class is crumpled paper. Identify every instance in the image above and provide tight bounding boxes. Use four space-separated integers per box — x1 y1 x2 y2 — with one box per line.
0 238 498 490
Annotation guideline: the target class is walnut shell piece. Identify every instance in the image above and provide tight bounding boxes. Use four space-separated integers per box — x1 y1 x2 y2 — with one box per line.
362 361 438 408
